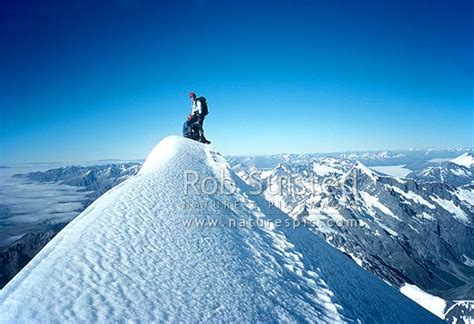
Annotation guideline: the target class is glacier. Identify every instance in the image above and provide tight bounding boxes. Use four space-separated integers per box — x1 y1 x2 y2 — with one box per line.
0 136 441 322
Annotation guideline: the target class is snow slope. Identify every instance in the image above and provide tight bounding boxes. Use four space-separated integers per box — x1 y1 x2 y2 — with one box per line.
0 136 440 322
451 153 474 168
400 284 447 319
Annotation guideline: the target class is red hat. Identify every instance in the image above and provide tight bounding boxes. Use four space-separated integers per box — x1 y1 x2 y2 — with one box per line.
189 91 196 99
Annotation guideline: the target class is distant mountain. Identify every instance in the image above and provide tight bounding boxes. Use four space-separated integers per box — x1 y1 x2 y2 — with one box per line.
445 301 474 324
228 148 473 170
407 162 472 187
230 155 474 321
0 229 60 288
451 153 474 169
406 153 474 188
13 162 141 200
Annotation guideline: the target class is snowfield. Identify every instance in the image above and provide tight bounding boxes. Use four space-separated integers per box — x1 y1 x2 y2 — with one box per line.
400 284 446 319
0 136 441 322
451 153 474 168
430 195 470 223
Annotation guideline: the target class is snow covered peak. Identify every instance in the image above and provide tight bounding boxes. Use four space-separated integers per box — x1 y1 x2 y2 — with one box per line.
409 160 472 187
273 162 290 173
351 161 379 182
0 137 440 322
451 153 474 168
139 135 207 175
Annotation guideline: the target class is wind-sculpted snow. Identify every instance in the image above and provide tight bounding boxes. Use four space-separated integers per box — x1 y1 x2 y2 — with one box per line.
0 136 439 322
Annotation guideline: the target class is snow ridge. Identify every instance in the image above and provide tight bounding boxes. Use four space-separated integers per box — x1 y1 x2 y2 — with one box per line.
0 136 440 323
451 153 474 168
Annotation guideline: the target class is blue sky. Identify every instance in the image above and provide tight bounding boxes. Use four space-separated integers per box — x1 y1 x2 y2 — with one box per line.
1 0 472 164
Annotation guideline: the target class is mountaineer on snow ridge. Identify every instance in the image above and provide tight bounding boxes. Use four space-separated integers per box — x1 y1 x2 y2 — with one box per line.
183 91 210 144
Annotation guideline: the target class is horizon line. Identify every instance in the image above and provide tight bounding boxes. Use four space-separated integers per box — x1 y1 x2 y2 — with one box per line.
2 146 472 167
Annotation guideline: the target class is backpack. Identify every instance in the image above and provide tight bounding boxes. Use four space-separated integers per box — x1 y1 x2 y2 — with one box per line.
197 97 208 116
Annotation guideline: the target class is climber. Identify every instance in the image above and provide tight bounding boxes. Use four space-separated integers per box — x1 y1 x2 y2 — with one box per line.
188 91 210 144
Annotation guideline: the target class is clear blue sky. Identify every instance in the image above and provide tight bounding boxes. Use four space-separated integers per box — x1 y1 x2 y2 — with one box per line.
1 0 472 164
